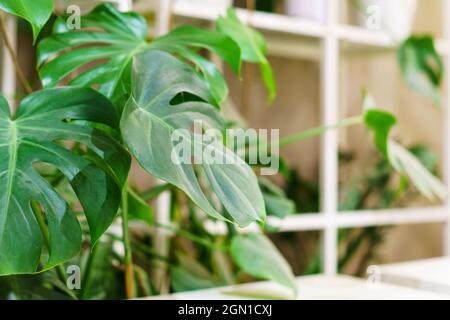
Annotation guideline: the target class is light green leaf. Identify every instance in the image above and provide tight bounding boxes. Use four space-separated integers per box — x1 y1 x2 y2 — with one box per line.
121 50 266 227
364 109 397 159
171 266 216 292
0 0 53 43
398 35 444 106
171 253 217 292
389 141 447 201
363 93 447 201
231 233 297 296
0 87 130 276
217 8 276 101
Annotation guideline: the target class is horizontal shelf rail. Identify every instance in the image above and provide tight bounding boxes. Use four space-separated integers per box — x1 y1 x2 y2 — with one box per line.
173 3 450 56
204 206 450 234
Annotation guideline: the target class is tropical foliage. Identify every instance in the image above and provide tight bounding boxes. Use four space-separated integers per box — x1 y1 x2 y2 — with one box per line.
0 0 446 300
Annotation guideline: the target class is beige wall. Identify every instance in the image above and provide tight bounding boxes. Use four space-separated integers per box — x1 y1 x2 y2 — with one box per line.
224 0 446 266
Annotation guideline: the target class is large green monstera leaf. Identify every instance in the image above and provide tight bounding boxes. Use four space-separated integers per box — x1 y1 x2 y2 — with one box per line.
37 4 275 106
37 3 149 101
121 50 265 226
0 88 130 275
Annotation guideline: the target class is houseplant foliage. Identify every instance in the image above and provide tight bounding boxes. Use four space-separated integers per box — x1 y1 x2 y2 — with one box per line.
0 1 446 300
0 1 288 298
0 88 129 275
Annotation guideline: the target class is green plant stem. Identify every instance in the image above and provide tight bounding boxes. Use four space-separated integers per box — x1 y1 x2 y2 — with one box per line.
107 233 171 263
279 116 364 147
0 13 33 94
79 244 98 300
31 202 67 284
121 180 135 299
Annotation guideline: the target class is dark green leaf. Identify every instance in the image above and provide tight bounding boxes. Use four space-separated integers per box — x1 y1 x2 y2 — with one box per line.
0 87 130 275
37 3 148 102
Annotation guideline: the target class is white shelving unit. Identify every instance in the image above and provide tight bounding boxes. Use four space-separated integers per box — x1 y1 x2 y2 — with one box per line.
157 0 450 277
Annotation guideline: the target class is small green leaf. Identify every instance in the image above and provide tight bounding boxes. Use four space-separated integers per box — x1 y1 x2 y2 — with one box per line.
171 253 217 292
363 93 447 201
0 0 53 43
364 109 397 159
389 141 447 201
259 177 296 218
398 35 444 106
171 267 216 293
127 189 153 225
231 233 297 296
217 8 276 101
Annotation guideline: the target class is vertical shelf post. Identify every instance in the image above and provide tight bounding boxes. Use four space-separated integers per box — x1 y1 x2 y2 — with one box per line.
320 0 339 276
442 0 450 256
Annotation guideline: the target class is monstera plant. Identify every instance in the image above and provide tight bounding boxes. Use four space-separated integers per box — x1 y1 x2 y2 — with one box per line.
0 1 446 300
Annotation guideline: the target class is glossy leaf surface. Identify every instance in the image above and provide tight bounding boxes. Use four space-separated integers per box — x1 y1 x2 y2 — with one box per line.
121 50 265 227
0 0 53 42
0 88 130 275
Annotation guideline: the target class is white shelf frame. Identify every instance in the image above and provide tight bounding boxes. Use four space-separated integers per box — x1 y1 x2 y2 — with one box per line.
147 0 450 276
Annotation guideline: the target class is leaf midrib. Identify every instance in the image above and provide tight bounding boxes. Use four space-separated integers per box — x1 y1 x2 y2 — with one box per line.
0 120 18 238
136 103 261 223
